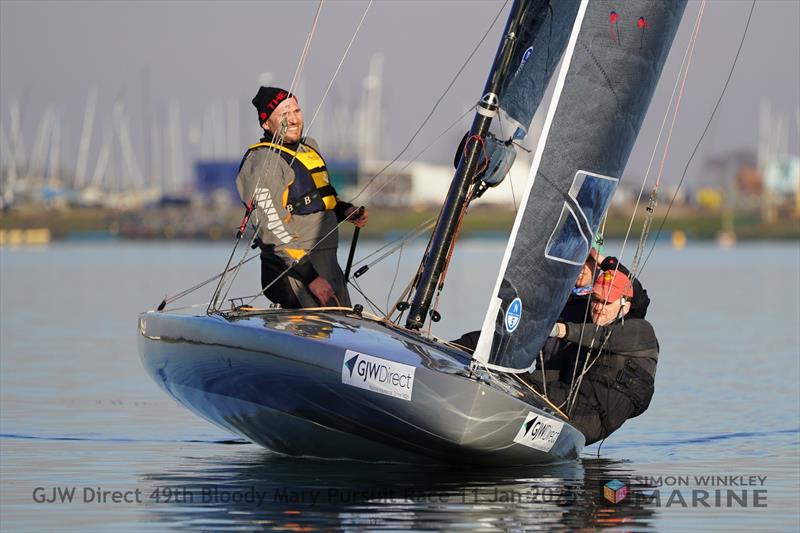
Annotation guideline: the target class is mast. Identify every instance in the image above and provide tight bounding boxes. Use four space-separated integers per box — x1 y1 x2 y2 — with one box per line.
406 0 536 330
75 88 98 189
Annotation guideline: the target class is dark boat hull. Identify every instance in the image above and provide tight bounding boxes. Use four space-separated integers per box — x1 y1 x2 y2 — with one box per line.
138 309 584 465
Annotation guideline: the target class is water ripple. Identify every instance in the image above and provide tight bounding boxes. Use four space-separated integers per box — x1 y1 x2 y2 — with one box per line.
0 433 249 445
605 427 800 449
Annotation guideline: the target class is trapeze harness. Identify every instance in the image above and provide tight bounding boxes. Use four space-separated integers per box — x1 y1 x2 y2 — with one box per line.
240 140 338 216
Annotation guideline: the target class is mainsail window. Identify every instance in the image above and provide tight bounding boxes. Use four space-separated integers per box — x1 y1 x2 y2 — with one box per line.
545 171 618 265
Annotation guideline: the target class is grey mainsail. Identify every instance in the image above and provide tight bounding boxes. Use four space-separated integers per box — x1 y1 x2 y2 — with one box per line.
474 0 687 372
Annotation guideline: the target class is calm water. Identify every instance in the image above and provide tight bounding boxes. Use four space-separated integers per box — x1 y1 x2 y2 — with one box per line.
1 239 798 532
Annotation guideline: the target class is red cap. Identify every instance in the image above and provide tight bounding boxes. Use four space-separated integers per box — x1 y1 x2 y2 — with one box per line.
592 270 634 302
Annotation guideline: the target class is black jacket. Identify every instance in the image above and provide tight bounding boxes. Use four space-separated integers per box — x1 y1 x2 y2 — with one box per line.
562 318 659 374
534 317 659 445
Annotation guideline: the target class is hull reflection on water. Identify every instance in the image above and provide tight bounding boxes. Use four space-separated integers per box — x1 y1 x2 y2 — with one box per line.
141 454 658 531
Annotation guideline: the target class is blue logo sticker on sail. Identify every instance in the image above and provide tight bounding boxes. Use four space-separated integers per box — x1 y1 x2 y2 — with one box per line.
505 298 522 332
514 46 534 77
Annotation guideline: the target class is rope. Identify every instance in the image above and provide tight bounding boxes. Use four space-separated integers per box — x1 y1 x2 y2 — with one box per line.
385 274 417 323
348 0 510 205
288 1 325 99
564 231 607 406
160 254 259 310
615 0 706 282
511 373 569 420
386 241 404 313
208 1 325 312
304 0 373 137
496 113 519 212
209 0 501 312
230 100 472 311
638 0 757 277
630 0 707 277
470 356 570 420
349 277 384 316
562 2 709 412
351 217 435 268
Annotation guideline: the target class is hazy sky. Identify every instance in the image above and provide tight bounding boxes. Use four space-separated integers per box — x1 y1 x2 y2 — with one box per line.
1 0 798 189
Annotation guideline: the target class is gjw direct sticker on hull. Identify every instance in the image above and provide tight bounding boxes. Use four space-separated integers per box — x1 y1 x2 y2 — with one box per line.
341 350 416 401
513 412 564 452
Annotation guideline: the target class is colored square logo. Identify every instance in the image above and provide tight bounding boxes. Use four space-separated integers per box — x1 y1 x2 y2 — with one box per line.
603 479 628 503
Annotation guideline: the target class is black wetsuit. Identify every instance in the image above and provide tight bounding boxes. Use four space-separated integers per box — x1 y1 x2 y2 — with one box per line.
531 318 659 445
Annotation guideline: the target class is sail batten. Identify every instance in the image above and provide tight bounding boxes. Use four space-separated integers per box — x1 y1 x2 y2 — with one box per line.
474 0 688 372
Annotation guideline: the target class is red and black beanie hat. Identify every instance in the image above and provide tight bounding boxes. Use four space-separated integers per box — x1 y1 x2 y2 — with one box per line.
252 86 294 126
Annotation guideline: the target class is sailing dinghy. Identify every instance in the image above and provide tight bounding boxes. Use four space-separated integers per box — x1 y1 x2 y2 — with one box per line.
139 0 686 465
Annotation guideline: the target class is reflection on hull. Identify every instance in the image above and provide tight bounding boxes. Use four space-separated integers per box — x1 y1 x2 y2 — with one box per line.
138 309 584 465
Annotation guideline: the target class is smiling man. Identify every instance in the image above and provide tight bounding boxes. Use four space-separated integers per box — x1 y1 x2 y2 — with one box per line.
236 86 368 308
535 270 660 445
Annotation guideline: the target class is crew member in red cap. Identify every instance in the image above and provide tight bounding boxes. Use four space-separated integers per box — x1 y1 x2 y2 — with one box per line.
236 86 368 308
533 269 659 445
560 247 650 324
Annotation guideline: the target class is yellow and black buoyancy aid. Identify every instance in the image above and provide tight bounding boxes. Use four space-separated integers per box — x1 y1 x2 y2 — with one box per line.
242 140 337 215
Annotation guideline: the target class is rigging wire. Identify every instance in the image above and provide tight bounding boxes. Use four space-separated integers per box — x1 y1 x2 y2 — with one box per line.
348 0 511 204
386 243 405 313
288 1 326 98
629 0 707 277
562 224 608 406
351 217 436 268
212 120 287 311
199 0 376 313
303 0 373 138
233 103 470 311
217 0 373 309
213 1 328 310
210 0 506 312
638 0 757 277
563 2 710 413
349 277 384 316
353 105 476 209
208 1 326 312
162 0 529 313
158 254 259 311
614 0 707 283
496 113 519 212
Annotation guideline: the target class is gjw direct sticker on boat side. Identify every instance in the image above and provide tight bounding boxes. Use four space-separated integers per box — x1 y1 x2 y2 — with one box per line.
513 412 564 452
341 350 416 401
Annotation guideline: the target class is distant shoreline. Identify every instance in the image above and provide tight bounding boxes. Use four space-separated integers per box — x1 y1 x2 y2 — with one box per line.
1 205 798 242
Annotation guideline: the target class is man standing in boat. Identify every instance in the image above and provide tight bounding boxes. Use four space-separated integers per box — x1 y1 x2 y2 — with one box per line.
537 270 659 445
236 86 368 308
